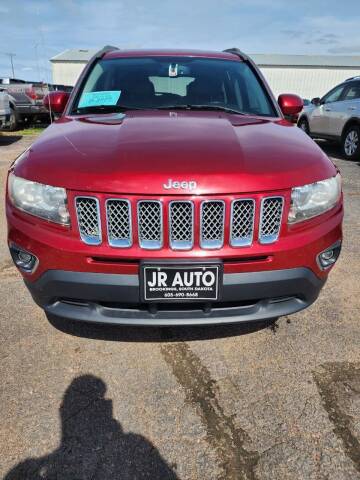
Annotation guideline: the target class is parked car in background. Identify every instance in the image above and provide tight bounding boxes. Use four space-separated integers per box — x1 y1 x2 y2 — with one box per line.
0 90 11 129
0 78 50 130
298 76 360 159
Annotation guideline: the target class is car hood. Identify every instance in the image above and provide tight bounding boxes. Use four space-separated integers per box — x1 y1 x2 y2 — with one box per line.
15 111 336 195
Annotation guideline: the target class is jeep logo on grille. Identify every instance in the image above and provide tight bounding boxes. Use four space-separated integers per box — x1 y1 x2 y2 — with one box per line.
163 179 197 190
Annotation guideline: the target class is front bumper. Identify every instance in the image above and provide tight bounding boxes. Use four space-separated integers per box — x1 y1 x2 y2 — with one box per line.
25 267 325 326
15 104 49 117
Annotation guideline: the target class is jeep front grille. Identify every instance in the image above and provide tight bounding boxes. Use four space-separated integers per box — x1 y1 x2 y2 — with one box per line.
259 197 284 244
75 197 101 245
106 199 132 248
169 201 194 250
200 201 225 249
230 199 255 247
75 195 284 249
137 200 163 249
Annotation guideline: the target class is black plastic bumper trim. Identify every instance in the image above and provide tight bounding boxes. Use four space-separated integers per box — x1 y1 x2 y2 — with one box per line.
24 268 326 326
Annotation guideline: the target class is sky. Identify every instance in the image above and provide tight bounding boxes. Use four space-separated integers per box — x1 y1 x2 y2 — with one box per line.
1 0 360 82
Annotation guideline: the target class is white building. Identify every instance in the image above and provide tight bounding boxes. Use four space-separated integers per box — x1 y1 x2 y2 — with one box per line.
251 54 360 99
50 49 360 100
50 48 98 86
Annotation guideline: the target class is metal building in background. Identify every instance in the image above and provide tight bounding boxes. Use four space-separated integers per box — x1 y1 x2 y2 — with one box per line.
50 49 97 87
251 54 360 99
50 49 360 100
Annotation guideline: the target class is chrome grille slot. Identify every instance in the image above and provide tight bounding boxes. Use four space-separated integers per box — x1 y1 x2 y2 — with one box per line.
230 199 255 247
200 200 225 249
106 199 132 248
75 197 101 245
259 197 284 244
169 201 194 250
137 200 163 249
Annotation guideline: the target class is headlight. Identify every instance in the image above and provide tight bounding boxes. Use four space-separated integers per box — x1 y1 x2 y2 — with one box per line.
8 173 70 225
288 174 341 223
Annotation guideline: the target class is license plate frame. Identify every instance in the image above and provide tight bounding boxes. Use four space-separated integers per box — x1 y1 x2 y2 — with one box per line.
140 262 222 302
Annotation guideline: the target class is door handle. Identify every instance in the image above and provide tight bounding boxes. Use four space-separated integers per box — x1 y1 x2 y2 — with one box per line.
324 108 332 111
348 106 357 111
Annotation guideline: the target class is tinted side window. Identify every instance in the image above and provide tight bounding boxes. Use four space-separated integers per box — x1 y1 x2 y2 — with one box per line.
343 83 360 101
322 85 345 104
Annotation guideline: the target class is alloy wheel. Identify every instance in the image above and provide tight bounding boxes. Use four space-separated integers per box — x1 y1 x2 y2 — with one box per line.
344 129 359 157
9 111 16 130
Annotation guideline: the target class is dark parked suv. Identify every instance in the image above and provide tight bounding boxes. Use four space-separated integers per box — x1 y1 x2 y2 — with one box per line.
6 47 343 326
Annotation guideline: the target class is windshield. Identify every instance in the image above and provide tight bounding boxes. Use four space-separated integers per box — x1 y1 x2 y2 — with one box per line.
73 56 276 117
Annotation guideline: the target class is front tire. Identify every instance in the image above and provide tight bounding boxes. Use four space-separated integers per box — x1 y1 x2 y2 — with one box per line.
298 117 310 135
8 106 19 131
342 125 360 160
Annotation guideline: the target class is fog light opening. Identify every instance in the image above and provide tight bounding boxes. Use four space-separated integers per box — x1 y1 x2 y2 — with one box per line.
9 244 39 273
317 241 342 270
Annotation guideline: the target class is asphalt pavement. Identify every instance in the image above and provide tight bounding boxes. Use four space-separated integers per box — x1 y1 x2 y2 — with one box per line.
0 133 359 480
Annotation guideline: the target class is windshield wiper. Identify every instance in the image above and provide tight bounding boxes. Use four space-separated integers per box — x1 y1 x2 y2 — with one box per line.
73 104 144 114
73 104 246 115
156 104 246 115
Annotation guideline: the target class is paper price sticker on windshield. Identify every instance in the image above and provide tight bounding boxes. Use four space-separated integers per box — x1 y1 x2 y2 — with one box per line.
78 90 121 108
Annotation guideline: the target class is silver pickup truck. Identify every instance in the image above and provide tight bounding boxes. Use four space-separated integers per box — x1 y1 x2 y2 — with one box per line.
0 90 11 129
0 79 49 130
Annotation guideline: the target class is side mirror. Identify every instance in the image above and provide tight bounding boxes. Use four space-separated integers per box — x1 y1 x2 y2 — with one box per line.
43 91 70 114
278 94 303 116
311 97 321 106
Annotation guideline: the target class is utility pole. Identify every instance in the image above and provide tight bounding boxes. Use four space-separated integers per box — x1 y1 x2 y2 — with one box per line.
34 44 41 81
2 52 16 78
8 53 15 77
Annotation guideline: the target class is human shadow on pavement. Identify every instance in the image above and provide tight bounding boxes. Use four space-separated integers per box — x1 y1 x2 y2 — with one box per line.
47 313 277 343
4 375 179 480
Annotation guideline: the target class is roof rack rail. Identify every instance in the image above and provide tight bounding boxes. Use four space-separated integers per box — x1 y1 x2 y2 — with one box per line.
345 75 360 82
92 45 119 60
223 48 249 61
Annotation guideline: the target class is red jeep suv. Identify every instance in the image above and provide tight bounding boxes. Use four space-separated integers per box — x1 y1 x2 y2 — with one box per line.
6 48 343 326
